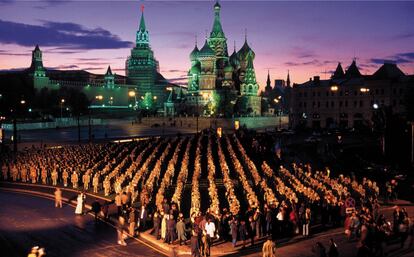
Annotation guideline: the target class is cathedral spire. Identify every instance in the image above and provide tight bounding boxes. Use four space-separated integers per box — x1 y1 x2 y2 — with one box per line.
210 0 225 38
265 70 272 92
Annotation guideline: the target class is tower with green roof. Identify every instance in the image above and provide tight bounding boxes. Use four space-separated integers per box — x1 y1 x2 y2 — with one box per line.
126 5 160 107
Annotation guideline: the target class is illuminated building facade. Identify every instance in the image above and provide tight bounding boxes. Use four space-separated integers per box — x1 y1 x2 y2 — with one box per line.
290 60 413 128
186 1 261 116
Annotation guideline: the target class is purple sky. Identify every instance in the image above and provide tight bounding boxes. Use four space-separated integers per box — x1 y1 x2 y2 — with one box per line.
1 0 414 89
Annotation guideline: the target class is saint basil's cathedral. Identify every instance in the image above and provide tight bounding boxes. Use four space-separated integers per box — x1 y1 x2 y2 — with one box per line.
186 1 261 116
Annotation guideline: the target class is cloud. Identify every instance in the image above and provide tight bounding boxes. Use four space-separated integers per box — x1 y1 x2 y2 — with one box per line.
162 69 187 73
0 50 30 56
47 64 79 70
370 52 414 65
284 59 335 67
0 19 133 50
394 32 414 40
289 46 318 59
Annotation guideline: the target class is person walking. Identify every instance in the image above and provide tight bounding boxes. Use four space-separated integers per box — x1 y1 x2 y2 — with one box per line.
302 208 311 237
239 220 248 248
75 192 84 215
91 200 101 224
328 238 339 257
262 236 276 257
128 207 137 237
191 229 201 257
115 193 122 217
117 215 127 246
230 217 238 248
204 217 216 256
176 217 187 245
54 188 62 208
152 211 161 240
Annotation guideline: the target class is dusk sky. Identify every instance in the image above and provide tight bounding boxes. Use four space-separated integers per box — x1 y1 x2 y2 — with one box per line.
1 0 414 90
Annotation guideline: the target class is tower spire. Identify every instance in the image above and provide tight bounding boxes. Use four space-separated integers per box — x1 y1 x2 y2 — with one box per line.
139 4 146 31
244 28 247 42
136 3 149 46
287 70 291 87
233 40 236 52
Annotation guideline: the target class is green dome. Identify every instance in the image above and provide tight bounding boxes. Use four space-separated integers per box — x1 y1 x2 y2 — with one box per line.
190 63 201 74
198 40 215 57
230 50 240 67
237 40 255 60
190 45 199 60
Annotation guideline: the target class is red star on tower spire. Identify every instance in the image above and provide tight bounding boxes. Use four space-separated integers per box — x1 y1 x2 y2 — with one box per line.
141 4 144 12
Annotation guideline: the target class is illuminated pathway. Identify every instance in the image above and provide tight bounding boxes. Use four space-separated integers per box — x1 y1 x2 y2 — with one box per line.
0 191 164 257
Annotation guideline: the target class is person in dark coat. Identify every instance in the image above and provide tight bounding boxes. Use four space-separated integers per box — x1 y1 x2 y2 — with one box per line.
91 200 101 224
248 216 256 246
191 229 201 257
166 214 176 244
312 242 327 257
152 211 161 240
328 238 339 257
230 217 238 247
138 204 148 231
239 220 247 248
176 217 187 245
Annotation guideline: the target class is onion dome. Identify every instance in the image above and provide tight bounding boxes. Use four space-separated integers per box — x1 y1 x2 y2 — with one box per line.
237 40 255 61
190 63 201 74
190 45 199 61
198 40 215 57
230 50 239 67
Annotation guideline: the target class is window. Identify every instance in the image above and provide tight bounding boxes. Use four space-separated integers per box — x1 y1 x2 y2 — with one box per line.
326 91 329 97
381 89 384 95
317 92 321 97
354 101 357 107
331 101 334 107
304 92 308 97
304 102 307 108
345 100 348 107
313 92 315 97
326 101 329 108
317 101 320 108
339 91 343 96
313 101 316 107
360 100 363 107
393 100 397 107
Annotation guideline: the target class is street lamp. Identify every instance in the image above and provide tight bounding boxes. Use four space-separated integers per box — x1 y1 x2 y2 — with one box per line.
330 85 339 92
60 99 65 119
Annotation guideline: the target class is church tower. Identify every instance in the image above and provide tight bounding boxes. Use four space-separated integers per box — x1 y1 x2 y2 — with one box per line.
126 5 159 104
207 1 228 58
30 45 46 78
29 45 51 90
265 70 272 94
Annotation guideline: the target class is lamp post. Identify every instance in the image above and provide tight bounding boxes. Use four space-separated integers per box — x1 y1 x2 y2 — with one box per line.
330 85 339 127
60 98 65 119
274 97 282 130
